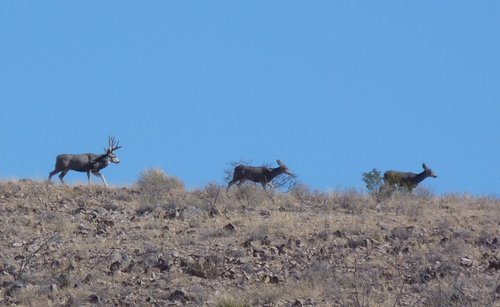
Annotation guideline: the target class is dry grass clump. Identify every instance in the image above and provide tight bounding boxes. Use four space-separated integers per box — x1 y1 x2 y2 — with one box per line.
136 168 184 204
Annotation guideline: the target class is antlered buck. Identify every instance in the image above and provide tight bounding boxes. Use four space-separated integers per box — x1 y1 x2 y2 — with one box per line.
380 163 437 194
227 160 293 192
48 137 122 187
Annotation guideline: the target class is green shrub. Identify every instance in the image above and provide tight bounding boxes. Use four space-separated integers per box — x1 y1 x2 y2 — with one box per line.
361 168 383 193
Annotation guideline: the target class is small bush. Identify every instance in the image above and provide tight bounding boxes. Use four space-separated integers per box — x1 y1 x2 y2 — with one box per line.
136 168 184 205
362 168 383 194
335 189 366 215
216 297 250 307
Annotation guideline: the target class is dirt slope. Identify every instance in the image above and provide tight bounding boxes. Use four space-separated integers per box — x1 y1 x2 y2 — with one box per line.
0 180 498 306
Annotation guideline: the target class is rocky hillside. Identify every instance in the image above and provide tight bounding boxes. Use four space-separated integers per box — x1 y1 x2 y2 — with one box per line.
0 178 498 306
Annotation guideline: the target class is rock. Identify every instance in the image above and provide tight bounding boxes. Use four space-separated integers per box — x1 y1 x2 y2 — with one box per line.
242 239 254 248
209 207 221 217
109 261 121 272
276 244 287 255
167 209 180 219
460 257 473 267
262 274 280 284
88 294 101 304
83 274 93 284
347 238 367 249
169 289 189 301
261 235 271 246
223 223 236 231
153 257 171 272
488 257 500 270
269 246 279 255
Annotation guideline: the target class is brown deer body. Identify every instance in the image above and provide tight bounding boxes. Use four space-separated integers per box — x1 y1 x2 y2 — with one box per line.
381 163 437 194
48 137 122 187
226 160 292 192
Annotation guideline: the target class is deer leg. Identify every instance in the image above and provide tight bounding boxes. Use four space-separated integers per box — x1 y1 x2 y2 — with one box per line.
87 171 91 185
48 170 60 181
237 179 246 188
58 170 69 185
226 180 236 192
92 171 108 187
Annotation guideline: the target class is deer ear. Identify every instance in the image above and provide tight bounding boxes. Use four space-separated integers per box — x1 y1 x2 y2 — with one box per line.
422 163 428 170
277 160 283 166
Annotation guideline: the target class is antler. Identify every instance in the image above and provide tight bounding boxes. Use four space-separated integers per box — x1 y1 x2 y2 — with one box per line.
108 136 122 152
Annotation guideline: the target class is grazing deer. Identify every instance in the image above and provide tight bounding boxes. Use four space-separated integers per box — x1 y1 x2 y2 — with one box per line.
48 137 122 187
226 160 293 192
381 163 437 194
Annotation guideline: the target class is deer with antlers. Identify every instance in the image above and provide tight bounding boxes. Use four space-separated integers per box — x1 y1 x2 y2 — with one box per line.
48 137 122 187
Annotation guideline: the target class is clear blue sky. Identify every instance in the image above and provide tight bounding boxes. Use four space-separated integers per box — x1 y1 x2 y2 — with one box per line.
1 2 498 195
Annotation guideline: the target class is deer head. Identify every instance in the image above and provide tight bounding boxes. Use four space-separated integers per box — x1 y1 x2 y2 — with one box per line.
105 136 122 164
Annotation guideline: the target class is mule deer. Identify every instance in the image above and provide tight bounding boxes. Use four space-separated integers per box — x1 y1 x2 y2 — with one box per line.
381 163 437 194
48 137 122 187
226 160 292 192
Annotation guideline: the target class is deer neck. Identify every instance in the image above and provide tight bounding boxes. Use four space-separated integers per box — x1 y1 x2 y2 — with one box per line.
268 167 283 180
414 171 429 185
91 154 110 167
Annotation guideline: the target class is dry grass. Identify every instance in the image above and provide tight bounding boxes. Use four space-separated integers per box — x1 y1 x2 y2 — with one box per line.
0 179 498 306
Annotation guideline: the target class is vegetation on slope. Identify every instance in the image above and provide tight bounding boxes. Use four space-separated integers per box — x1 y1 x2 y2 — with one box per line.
0 172 498 306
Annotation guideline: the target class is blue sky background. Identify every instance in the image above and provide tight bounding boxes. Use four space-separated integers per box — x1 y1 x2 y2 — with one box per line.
0 2 498 195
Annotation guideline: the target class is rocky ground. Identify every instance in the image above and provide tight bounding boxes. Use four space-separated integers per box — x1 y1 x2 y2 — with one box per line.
0 177 498 306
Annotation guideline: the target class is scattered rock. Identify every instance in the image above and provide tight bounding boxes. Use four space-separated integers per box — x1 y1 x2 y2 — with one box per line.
209 207 221 217
261 235 271 246
153 257 171 272
88 294 101 304
109 261 121 272
460 257 473 267
83 274 93 284
242 239 254 248
488 257 500 270
347 238 368 249
169 289 189 302
262 274 280 284
224 223 236 232
167 209 180 219
259 210 270 217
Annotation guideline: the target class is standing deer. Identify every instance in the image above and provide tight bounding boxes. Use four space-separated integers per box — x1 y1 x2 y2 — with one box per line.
226 160 293 192
381 163 437 194
48 137 122 187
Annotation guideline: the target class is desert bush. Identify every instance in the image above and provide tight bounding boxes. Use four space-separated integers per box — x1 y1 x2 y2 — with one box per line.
216 297 250 307
231 184 272 207
191 182 223 211
391 195 425 218
362 168 383 194
288 183 327 209
334 189 367 215
422 276 476 307
181 254 224 279
136 168 184 205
